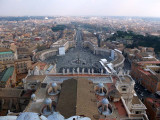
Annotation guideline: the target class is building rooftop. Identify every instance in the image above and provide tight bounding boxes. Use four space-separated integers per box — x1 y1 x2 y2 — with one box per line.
24 85 47 113
119 75 133 83
0 47 13 53
29 62 47 70
146 97 160 108
56 79 77 118
26 75 46 82
76 78 99 120
138 61 160 65
132 95 141 105
0 51 13 55
0 67 14 82
108 88 121 98
56 78 98 119
0 88 23 98
45 65 54 74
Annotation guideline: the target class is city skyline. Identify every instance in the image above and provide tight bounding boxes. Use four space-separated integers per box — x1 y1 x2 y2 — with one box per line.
0 0 160 17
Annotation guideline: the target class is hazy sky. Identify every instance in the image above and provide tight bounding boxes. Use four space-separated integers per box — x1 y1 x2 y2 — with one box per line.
0 0 160 17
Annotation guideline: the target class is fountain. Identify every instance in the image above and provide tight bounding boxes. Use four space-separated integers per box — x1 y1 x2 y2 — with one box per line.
16 112 47 120
71 52 86 66
71 58 86 66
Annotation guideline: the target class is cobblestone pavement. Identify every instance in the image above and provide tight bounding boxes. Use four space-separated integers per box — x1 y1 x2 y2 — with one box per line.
45 30 111 73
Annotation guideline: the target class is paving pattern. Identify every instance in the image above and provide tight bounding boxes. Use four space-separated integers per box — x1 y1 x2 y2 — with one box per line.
45 30 111 73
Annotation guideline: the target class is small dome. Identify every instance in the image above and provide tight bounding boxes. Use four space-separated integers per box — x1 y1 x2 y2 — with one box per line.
44 98 52 105
17 112 47 120
67 116 91 120
102 98 109 105
98 83 104 88
31 94 36 99
51 83 57 87
48 112 65 120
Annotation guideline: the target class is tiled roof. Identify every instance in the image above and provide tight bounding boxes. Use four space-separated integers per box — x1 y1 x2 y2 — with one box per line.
0 88 23 98
56 79 77 118
132 96 141 104
0 67 14 82
0 51 13 55
108 88 121 98
114 100 127 117
76 78 98 120
26 75 46 82
0 47 13 53
138 61 160 64
146 98 160 108
56 78 98 119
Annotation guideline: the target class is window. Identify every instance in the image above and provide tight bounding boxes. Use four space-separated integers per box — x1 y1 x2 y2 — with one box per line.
136 111 141 114
122 88 126 91
121 86 127 91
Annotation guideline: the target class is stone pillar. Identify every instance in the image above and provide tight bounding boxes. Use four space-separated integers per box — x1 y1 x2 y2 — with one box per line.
77 67 79 74
101 69 104 75
94 49 96 54
67 68 70 74
82 68 84 74
28 69 31 76
63 68 65 75
92 68 94 75
88 68 90 74
22 78 27 90
73 68 75 74
127 70 130 75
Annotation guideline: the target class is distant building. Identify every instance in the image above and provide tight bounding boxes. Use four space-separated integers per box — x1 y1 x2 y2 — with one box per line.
124 46 156 63
131 61 160 93
0 67 16 88
144 98 160 120
0 88 31 116
0 42 10 49
17 47 30 59
29 62 56 75
0 48 15 61
15 58 32 74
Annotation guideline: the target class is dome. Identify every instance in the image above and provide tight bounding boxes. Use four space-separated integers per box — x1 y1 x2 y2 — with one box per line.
67 116 91 120
102 98 109 105
47 112 65 120
51 83 57 87
16 112 47 120
98 83 104 88
44 98 52 105
31 94 36 99
0 116 17 120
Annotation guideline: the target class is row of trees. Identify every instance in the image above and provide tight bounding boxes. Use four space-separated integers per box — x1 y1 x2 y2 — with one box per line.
108 31 160 53
51 25 66 32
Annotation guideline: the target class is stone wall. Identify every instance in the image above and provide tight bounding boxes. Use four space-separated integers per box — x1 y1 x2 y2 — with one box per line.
39 41 75 61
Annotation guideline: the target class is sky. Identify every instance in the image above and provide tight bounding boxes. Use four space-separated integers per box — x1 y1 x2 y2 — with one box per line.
0 0 160 17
